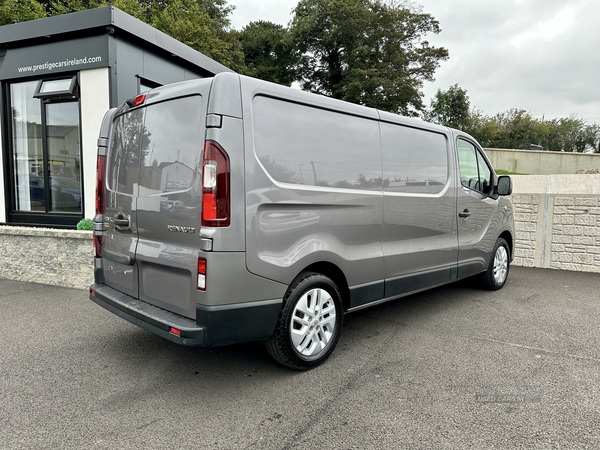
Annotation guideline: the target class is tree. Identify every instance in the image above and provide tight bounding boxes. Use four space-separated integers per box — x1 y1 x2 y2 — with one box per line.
288 0 448 115
147 0 245 71
552 117 600 153
468 109 502 148
423 84 471 130
489 109 537 149
239 21 296 86
0 0 46 25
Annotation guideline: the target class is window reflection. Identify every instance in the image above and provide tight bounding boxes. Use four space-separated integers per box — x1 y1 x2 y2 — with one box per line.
47 102 81 212
252 96 382 189
381 123 448 194
457 139 493 195
11 81 44 212
108 109 145 195
139 96 202 194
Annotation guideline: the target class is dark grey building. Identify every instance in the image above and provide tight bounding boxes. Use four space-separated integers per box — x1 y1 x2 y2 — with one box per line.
0 6 232 227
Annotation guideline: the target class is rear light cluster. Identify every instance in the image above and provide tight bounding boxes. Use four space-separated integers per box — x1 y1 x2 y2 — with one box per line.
197 258 207 291
95 155 106 216
94 154 107 259
202 141 230 227
93 235 104 259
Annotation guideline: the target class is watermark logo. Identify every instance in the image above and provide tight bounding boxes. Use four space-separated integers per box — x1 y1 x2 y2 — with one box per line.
476 394 542 403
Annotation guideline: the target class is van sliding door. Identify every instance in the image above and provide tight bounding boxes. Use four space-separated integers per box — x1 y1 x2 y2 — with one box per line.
380 122 457 297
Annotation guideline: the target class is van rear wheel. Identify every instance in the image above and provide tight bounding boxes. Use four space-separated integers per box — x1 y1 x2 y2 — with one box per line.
478 238 510 290
265 272 343 370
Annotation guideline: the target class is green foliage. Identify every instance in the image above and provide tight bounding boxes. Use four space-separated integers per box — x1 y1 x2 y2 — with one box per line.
423 85 600 153
76 218 93 230
495 169 526 175
288 0 448 115
239 20 296 86
423 84 471 130
0 0 46 26
147 0 245 71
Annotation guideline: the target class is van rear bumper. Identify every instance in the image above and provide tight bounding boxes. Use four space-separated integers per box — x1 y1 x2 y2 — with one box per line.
90 283 282 347
90 284 205 345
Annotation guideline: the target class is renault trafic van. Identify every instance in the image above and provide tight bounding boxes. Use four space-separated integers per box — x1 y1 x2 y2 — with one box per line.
90 73 514 370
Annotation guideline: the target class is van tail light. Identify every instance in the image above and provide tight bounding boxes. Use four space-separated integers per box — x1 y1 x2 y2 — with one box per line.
96 154 106 215
93 234 104 259
201 141 230 227
197 258 207 290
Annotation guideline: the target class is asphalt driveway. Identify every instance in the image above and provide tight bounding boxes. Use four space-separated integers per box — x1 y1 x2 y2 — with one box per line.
1 266 599 449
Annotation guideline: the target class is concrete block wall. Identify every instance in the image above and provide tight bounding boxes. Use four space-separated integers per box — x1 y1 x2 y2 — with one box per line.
0 226 93 289
510 174 600 273
484 148 600 175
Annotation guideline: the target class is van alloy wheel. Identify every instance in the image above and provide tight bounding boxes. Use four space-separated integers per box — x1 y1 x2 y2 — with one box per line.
290 287 337 357
478 238 510 290
265 272 343 370
493 245 509 285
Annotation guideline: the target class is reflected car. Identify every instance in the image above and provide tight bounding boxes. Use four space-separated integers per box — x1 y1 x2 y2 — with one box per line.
25 176 81 211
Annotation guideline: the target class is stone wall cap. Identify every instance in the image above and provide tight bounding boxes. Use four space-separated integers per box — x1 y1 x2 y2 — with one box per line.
0 226 92 240
511 174 600 195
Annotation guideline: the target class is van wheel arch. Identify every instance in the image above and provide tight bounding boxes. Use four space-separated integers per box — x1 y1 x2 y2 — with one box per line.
302 262 350 312
499 230 513 260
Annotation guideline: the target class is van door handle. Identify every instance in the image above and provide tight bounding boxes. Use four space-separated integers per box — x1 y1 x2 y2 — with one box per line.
113 215 130 230
459 209 471 218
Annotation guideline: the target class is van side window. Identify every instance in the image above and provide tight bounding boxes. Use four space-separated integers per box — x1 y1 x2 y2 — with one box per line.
139 96 203 194
252 96 381 189
108 109 145 195
457 139 492 195
381 122 448 194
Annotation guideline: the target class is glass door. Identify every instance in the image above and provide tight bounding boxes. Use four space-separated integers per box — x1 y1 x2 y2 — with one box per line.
11 81 44 212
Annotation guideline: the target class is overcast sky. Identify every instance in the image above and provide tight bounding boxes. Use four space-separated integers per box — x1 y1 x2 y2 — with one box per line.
229 0 600 124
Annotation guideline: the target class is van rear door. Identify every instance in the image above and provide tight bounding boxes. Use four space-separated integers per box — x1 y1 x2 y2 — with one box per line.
102 84 209 319
102 106 145 299
134 94 206 319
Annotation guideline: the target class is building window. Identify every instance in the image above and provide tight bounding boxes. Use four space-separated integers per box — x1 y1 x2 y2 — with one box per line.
137 76 161 94
34 76 78 99
8 76 82 225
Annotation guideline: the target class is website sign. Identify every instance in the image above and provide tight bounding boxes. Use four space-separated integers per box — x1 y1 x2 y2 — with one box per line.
0 35 109 80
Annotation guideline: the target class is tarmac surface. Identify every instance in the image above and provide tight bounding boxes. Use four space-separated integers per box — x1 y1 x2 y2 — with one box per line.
1 266 599 449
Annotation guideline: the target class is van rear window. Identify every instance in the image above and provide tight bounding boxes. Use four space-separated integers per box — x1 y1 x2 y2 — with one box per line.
252 96 382 190
139 96 203 195
108 109 145 195
108 96 203 196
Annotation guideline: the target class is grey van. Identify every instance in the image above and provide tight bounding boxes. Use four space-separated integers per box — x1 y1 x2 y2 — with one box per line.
90 73 514 370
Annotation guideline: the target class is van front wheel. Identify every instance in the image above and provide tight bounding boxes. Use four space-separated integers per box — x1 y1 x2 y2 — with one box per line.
266 272 343 370
478 238 510 290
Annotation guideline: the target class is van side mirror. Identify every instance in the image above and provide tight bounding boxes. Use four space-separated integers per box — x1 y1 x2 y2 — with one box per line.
496 175 512 196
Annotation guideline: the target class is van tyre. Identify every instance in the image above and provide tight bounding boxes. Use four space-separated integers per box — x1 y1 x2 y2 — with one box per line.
266 272 343 370
478 238 510 290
